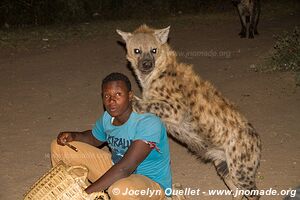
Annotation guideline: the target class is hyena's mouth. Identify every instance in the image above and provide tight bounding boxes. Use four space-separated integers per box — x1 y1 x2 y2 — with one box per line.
138 54 155 74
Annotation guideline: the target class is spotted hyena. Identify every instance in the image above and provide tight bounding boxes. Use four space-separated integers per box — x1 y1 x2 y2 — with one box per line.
232 0 260 38
117 25 261 199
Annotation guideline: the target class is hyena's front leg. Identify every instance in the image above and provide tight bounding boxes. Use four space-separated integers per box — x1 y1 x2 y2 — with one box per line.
237 6 247 38
254 0 260 35
132 96 185 125
249 8 256 38
249 0 260 38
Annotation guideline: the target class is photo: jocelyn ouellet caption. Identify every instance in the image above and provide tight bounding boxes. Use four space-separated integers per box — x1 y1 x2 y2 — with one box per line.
110 187 297 198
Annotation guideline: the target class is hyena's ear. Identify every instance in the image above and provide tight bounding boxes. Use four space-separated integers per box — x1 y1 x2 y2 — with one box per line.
116 29 132 43
154 26 170 44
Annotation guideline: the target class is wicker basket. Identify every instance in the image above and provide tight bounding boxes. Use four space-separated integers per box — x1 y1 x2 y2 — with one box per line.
24 161 109 200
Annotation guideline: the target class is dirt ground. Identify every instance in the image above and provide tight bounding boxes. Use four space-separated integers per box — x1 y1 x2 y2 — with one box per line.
0 14 299 200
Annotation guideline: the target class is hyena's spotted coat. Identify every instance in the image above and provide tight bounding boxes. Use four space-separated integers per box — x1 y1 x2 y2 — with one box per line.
117 25 262 200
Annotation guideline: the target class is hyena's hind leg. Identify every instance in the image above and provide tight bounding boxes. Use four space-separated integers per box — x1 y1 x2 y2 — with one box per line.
226 151 260 200
218 161 259 200
207 149 244 200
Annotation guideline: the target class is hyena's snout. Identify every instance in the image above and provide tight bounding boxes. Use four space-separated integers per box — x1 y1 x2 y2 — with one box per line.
138 53 155 73
142 59 153 69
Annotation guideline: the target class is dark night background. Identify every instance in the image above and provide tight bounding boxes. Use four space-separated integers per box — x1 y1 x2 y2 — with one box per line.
0 0 256 26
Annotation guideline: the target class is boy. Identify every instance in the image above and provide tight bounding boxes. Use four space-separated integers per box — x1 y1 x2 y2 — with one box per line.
51 72 172 200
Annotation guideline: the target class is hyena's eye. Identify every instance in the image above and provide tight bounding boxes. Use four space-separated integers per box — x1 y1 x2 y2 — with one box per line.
134 49 141 54
151 48 157 54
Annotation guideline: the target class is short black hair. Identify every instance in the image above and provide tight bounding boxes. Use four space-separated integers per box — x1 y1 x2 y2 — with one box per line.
102 72 131 91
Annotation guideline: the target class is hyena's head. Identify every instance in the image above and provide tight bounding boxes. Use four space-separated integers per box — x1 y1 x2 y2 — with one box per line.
117 24 170 77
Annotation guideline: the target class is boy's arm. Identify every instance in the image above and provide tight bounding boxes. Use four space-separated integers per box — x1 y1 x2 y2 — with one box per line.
85 140 152 193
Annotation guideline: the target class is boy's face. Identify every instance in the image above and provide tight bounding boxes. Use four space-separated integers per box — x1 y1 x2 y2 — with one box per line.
102 80 133 118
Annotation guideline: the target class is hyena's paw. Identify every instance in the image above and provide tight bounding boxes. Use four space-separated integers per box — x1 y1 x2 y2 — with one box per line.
239 31 247 38
248 28 255 39
248 33 254 39
133 95 142 101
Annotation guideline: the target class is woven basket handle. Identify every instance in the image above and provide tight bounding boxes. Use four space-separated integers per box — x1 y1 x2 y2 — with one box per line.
66 165 109 200
67 165 89 180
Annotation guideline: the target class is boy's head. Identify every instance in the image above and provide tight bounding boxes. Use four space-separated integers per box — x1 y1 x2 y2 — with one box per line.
102 72 131 92
101 73 133 117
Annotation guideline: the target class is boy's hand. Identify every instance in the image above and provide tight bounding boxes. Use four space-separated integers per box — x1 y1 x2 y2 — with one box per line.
57 132 75 146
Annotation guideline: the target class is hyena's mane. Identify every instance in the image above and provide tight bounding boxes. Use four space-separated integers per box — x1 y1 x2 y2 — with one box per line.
133 24 155 34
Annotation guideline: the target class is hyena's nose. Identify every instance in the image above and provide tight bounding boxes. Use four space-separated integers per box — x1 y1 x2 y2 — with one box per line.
142 60 153 69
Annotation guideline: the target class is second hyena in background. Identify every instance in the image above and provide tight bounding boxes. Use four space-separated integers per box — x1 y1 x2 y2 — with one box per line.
232 0 261 38
117 25 262 199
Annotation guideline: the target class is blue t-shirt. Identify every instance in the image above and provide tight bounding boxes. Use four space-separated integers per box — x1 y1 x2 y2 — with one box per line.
92 111 172 191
